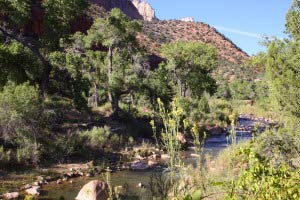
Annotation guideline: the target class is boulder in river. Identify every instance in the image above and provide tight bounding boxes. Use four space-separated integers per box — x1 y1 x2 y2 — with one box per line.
75 180 109 200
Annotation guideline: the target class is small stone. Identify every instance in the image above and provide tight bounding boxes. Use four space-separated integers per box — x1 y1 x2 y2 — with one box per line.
85 173 93 177
148 160 158 167
190 153 200 158
37 176 44 181
32 181 40 186
161 154 170 159
45 176 52 182
69 180 73 184
62 177 69 182
137 182 144 188
57 179 62 184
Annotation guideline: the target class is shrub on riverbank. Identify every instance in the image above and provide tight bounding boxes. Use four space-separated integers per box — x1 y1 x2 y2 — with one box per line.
0 82 47 165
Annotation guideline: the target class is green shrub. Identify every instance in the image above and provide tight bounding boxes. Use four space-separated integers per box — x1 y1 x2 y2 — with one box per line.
81 126 111 148
226 146 300 200
0 82 46 164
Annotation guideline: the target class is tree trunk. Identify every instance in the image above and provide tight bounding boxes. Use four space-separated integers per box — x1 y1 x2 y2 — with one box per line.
111 94 119 119
40 63 52 98
108 45 113 102
107 45 119 118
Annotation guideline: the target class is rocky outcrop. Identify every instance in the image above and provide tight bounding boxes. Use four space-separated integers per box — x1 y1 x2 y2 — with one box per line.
131 0 156 21
75 180 109 200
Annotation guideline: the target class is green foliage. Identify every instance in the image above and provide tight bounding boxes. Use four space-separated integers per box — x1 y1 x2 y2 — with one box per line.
157 98 185 195
85 8 142 115
142 63 175 108
42 0 89 48
229 79 255 100
81 126 111 148
198 95 210 113
0 82 43 140
161 41 217 98
266 39 300 122
0 41 41 88
0 0 31 28
226 145 300 200
253 129 300 166
24 195 35 200
0 82 45 164
286 0 300 40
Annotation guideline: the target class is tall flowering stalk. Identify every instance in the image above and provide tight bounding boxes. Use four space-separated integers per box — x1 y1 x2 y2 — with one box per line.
157 98 184 192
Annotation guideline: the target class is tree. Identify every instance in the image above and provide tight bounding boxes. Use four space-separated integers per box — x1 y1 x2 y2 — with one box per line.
85 8 142 117
161 41 217 98
286 0 300 40
142 63 175 109
0 0 89 96
266 39 300 119
264 1 300 124
0 41 41 89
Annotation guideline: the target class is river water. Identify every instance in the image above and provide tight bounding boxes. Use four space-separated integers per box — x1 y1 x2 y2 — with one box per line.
37 115 268 199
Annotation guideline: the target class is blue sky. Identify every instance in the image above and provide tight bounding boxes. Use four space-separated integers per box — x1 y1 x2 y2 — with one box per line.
146 0 293 55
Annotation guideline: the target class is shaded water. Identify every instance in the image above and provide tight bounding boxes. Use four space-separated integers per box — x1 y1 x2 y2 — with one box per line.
38 116 267 199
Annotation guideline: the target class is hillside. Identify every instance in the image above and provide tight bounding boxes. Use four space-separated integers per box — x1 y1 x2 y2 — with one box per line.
140 20 249 64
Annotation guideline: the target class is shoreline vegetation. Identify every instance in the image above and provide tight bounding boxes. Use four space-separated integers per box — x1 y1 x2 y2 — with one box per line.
1 0 300 199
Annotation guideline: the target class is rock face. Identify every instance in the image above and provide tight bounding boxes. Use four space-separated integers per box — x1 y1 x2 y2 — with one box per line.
75 180 109 200
131 0 156 21
89 0 143 20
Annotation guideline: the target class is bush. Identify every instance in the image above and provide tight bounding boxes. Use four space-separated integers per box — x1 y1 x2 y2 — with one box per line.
0 82 46 165
253 128 300 166
81 126 111 148
226 145 300 200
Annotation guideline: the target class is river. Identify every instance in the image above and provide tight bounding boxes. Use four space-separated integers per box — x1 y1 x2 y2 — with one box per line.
38 115 269 200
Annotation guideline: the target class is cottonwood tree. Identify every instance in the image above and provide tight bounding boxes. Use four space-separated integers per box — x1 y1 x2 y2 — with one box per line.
161 41 217 98
85 8 142 117
265 0 300 126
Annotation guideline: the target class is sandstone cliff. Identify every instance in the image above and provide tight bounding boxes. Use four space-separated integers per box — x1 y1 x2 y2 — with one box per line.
131 0 156 21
